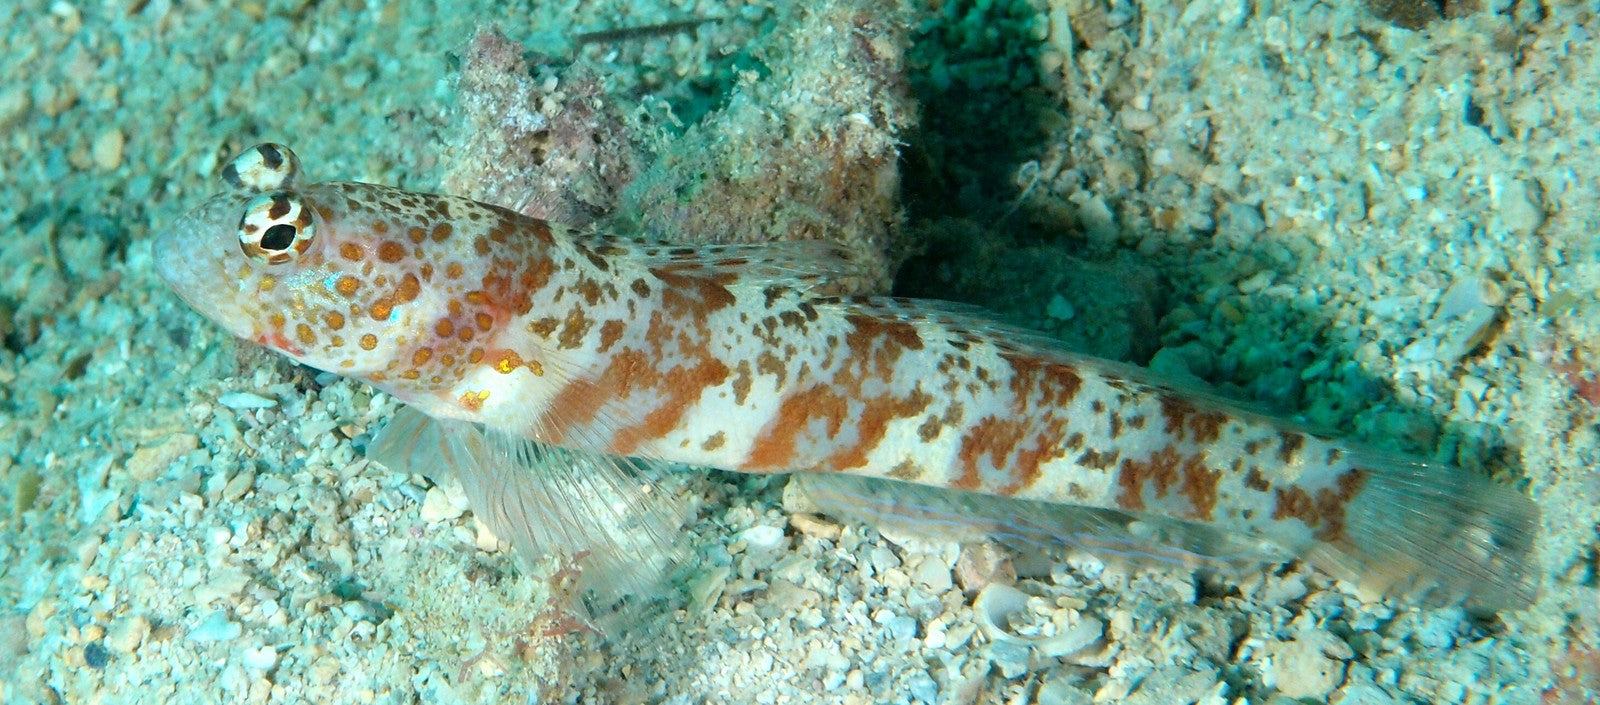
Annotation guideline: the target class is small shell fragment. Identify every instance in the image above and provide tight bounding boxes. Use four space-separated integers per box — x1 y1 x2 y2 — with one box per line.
973 583 1103 658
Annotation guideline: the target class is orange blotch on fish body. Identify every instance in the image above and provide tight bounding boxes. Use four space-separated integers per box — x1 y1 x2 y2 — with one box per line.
335 276 361 297
475 312 494 331
360 334 378 351
435 318 455 338
370 300 393 321
493 350 524 374
323 310 346 330
396 273 420 303
378 241 406 263
412 347 433 366
340 242 364 261
295 323 317 346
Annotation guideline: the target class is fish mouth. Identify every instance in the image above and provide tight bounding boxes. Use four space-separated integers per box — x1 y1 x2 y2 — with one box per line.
152 210 215 302
150 202 259 343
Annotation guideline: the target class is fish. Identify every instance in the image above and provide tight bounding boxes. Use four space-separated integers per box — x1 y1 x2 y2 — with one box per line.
155 143 1538 612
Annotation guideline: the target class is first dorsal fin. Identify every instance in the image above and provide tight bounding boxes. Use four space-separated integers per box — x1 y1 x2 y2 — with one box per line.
581 235 866 292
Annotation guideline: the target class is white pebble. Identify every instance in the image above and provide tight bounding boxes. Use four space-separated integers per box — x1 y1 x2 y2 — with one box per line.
242 645 278 671
1264 631 1352 699
187 610 242 643
92 127 124 171
217 391 278 410
418 486 466 522
912 557 953 592
737 525 786 551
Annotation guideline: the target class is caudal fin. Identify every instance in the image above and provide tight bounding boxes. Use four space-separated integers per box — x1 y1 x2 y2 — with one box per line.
1312 452 1538 610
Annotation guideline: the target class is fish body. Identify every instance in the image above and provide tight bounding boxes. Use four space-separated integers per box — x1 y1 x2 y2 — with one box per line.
157 144 1537 608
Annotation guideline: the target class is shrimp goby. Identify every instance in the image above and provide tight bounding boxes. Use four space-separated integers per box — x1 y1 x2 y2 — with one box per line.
156 144 1538 611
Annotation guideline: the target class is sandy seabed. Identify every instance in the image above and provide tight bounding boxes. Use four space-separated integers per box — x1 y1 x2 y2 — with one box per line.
0 0 1596 703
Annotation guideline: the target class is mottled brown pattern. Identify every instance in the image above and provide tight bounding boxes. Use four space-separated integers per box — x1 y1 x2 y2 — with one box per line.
1188 410 1228 444
755 350 787 388
702 432 726 451
824 388 933 471
556 306 593 350
1157 394 1228 444
519 258 555 296
1076 448 1120 470
1178 452 1221 519
335 275 360 297
1001 421 1070 494
1115 445 1183 512
527 317 559 337
611 356 730 455
954 416 1029 491
1002 355 1084 415
886 459 922 481
731 360 753 405
1271 468 1369 541
1244 465 1270 491
1277 431 1306 465
842 314 923 383
653 268 737 319
745 385 850 470
542 348 655 440
597 319 625 353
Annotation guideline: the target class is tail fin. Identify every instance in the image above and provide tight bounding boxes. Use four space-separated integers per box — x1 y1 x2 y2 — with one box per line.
1312 452 1538 610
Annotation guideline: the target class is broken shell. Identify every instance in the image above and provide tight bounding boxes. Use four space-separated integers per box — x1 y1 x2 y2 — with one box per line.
973 583 1104 658
974 583 1031 642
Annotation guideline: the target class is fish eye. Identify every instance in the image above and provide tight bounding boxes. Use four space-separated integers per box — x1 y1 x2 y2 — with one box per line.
238 191 315 265
223 143 300 191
